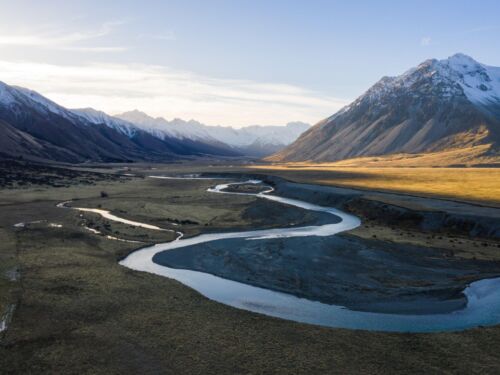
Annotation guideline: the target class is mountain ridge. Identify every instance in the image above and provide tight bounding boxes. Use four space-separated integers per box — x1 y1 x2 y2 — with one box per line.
268 53 500 164
115 110 310 156
0 81 310 163
0 82 239 163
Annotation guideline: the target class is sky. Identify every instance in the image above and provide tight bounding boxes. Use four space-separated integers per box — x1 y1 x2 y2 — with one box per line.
0 0 499 127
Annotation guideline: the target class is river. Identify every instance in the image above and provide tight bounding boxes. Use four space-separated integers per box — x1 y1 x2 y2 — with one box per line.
81 177 500 332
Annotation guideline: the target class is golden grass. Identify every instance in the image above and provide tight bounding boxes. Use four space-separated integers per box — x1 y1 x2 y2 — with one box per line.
268 145 500 168
252 165 500 205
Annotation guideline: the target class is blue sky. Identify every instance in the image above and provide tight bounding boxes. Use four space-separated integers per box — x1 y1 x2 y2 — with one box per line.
0 0 499 126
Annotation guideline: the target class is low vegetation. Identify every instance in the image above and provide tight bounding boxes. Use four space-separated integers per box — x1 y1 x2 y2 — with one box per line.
1 162 500 373
252 165 500 206
0 159 127 189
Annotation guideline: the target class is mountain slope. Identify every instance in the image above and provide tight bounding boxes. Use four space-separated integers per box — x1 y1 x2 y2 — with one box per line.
72 108 239 158
0 82 240 163
269 53 500 163
0 119 83 162
0 82 143 162
0 79 309 162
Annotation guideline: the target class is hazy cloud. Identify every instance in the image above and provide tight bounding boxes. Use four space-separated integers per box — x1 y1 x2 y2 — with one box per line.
0 60 348 127
0 21 128 52
60 46 129 53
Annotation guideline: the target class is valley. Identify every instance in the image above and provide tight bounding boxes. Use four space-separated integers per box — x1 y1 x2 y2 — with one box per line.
1 162 500 373
3 1 500 372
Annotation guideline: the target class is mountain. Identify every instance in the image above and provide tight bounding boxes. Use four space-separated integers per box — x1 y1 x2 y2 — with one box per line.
0 82 240 163
220 122 312 157
268 53 500 165
116 110 310 157
71 108 238 158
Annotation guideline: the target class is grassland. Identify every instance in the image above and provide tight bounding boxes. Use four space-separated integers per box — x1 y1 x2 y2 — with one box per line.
252 165 500 206
265 144 500 168
1 162 500 374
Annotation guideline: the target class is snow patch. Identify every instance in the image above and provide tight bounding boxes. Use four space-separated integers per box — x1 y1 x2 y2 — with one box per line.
438 53 500 105
72 108 137 137
117 110 310 148
346 53 500 108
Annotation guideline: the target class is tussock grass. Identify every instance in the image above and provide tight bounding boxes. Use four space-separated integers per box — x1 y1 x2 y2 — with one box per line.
252 165 500 205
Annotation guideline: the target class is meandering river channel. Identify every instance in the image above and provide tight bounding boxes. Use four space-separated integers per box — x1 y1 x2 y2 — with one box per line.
66 176 500 332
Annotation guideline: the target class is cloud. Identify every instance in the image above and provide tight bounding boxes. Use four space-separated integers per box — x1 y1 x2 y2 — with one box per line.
60 46 129 53
420 36 431 46
0 60 349 127
0 21 127 52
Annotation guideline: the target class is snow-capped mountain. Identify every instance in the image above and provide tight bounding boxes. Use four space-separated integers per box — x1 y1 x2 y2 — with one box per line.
72 107 138 137
269 53 500 163
116 110 310 156
0 82 239 163
73 107 238 156
116 110 213 141
435 53 500 108
0 79 309 162
0 82 83 123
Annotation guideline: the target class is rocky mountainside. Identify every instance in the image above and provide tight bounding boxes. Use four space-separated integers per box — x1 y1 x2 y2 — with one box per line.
269 53 500 163
0 77 310 163
0 82 238 163
71 108 237 159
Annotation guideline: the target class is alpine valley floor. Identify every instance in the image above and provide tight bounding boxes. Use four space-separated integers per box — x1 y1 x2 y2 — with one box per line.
1 161 500 374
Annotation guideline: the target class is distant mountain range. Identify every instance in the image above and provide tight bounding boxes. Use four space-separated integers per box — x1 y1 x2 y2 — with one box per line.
4 53 497 167
116 110 310 157
269 53 500 166
0 82 309 163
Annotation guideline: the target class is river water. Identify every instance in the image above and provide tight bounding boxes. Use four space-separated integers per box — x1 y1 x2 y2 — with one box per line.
115 177 500 332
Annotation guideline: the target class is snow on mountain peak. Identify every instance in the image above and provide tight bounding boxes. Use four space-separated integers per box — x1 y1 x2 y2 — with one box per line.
0 79 309 157
117 109 152 123
0 82 83 123
436 53 500 105
115 110 311 149
446 53 482 70
116 110 213 141
72 107 138 137
355 53 500 107
13 86 69 116
0 81 16 105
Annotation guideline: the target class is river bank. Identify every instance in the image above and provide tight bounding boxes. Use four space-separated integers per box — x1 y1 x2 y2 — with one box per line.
2 163 500 373
120 177 500 331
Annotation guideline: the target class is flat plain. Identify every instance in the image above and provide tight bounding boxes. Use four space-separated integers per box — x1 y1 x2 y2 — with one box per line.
1 161 500 374
252 164 500 206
